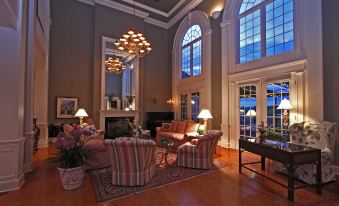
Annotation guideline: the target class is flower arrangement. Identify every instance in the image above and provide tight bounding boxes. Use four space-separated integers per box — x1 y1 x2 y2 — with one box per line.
127 119 150 139
197 128 205 135
52 130 89 169
257 121 287 142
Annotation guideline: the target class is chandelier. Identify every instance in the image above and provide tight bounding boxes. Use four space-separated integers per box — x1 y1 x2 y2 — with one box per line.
114 29 152 57
105 55 126 73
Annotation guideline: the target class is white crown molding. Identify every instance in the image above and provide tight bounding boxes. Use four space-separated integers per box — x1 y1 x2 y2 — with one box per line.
77 0 95 6
75 0 203 29
144 17 168 29
122 0 168 17
122 0 186 18
167 0 203 28
95 0 149 19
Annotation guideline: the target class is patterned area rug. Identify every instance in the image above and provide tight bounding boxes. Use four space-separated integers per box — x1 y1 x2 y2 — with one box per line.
89 152 230 203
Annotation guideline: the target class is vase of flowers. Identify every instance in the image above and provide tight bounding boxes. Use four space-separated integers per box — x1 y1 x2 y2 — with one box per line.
51 130 89 190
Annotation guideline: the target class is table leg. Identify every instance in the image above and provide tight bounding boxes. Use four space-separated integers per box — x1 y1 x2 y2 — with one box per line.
239 148 242 174
316 153 322 194
288 163 295 201
261 156 266 171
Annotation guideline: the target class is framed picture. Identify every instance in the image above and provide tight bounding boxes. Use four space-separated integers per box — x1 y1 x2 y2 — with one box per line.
56 97 79 118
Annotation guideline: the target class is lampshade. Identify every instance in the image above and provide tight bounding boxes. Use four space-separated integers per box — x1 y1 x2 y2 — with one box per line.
277 98 292 110
245 109 256 117
198 109 213 119
74 108 88 118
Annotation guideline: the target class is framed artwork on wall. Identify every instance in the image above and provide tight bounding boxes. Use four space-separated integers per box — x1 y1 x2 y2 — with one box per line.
56 97 79 118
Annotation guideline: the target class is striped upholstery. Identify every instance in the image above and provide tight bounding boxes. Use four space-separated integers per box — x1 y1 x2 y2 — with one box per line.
105 137 157 186
176 130 223 169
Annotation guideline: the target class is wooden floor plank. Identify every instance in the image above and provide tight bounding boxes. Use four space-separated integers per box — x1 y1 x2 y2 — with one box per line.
0 146 338 206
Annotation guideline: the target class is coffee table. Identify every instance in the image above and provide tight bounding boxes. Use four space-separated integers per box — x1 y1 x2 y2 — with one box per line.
157 137 174 167
239 138 321 201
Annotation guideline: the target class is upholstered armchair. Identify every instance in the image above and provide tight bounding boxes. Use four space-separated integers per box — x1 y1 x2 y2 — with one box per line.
273 121 337 184
176 130 223 169
105 137 157 186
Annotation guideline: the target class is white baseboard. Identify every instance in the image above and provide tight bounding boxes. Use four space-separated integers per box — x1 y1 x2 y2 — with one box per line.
334 165 339 175
218 139 230 148
38 141 49 148
0 172 25 193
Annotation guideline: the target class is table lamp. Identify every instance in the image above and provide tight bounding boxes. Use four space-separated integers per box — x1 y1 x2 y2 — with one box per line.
245 109 256 117
277 98 292 128
74 108 88 126
198 109 213 132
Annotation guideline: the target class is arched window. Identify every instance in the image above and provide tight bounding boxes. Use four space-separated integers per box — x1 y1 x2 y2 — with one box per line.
181 25 202 79
239 0 294 63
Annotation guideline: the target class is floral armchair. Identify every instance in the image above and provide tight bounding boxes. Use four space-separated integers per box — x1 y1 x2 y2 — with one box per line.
273 121 337 184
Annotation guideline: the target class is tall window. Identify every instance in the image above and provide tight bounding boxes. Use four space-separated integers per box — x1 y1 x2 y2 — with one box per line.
180 94 188 120
266 81 290 135
239 0 294 63
191 92 200 121
239 85 257 140
181 25 202 79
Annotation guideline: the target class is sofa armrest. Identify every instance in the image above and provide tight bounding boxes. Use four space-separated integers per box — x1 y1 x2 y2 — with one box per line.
178 142 197 154
156 127 162 133
184 132 198 142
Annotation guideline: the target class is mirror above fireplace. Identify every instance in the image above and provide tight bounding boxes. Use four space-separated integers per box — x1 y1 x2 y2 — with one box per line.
99 36 142 130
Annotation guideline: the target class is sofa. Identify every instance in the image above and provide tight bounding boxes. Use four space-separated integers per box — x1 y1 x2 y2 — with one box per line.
105 137 157 186
176 130 223 169
273 121 338 184
156 120 202 149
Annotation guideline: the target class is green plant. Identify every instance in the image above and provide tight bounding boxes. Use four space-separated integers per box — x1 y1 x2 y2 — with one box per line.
197 128 205 135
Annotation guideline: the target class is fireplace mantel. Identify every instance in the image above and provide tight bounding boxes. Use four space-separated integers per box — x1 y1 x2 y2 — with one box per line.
98 109 140 130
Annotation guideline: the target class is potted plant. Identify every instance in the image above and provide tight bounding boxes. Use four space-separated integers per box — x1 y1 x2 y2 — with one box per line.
50 130 89 190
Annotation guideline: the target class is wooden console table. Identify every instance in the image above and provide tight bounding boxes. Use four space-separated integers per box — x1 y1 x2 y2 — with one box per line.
239 138 322 201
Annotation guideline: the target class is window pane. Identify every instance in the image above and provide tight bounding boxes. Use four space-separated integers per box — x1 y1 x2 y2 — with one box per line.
239 10 261 63
240 84 257 140
191 92 200 121
182 25 201 46
192 40 202 76
266 81 290 136
180 94 188 120
239 0 264 14
181 46 191 79
265 0 294 56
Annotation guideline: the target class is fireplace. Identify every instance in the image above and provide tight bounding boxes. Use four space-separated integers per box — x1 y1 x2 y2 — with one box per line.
105 117 134 139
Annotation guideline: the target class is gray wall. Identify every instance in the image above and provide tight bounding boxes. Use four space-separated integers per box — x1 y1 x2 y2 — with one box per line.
49 0 94 124
49 0 171 125
322 0 339 165
168 0 224 129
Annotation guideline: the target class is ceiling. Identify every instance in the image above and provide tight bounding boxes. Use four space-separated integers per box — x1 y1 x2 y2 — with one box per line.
134 0 182 13
78 0 203 29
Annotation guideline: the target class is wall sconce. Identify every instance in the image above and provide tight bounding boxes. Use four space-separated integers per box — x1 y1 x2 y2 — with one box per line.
166 99 174 105
211 10 221 19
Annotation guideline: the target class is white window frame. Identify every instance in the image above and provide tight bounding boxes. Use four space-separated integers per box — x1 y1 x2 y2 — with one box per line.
181 26 202 79
221 0 323 149
172 11 212 122
237 0 296 64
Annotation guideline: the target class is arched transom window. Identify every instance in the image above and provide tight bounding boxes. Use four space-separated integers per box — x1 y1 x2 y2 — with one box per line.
239 0 294 63
181 25 202 79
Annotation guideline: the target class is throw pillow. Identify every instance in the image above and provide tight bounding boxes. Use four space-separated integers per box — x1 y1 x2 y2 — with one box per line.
185 121 200 133
63 124 74 136
176 121 188 133
161 123 172 132
171 120 178 132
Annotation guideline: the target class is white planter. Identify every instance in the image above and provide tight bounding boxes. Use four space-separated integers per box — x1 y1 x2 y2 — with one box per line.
58 166 85 190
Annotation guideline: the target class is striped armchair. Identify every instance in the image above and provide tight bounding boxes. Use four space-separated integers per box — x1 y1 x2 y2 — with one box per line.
176 130 223 169
105 137 157 186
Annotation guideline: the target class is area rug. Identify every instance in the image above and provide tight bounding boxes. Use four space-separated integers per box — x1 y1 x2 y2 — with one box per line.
89 152 230 203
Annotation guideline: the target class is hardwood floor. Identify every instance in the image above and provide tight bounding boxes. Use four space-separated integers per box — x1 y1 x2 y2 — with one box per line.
0 146 338 206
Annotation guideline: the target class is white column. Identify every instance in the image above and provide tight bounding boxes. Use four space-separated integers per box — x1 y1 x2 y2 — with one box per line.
0 0 27 192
